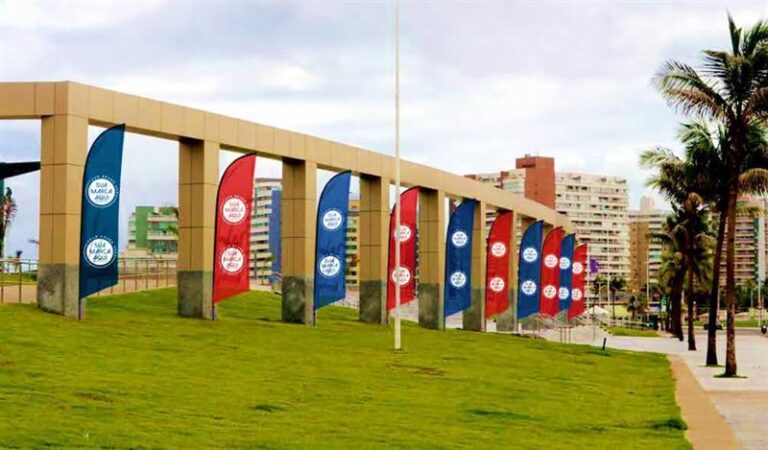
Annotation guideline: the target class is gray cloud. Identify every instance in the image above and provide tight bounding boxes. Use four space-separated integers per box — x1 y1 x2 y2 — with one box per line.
1 0 766 258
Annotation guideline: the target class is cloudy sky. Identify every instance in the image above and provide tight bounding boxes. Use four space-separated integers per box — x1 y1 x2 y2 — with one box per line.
1 0 767 259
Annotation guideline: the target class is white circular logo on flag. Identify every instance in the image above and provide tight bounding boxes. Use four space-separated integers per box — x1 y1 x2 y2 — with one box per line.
572 288 583 301
318 255 342 278
391 266 411 286
222 196 248 224
559 256 571 270
84 237 115 268
220 247 245 274
491 242 507 258
521 280 537 295
543 284 557 299
86 177 118 207
573 262 584 275
451 230 469 248
544 254 558 268
394 225 412 243
449 271 467 288
322 209 344 231
489 276 505 293
522 247 538 263
559 287 570 300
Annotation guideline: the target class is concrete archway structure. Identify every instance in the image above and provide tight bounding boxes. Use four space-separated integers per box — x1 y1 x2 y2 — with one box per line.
0 81 571 330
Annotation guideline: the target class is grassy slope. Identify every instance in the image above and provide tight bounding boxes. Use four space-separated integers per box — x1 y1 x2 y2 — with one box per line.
607 326 660 337
0 289 689 449
695 319 764 328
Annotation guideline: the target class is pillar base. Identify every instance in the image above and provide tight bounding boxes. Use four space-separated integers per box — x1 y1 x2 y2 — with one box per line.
418 282 443 330
496 307 516 332
177 270 213 319
495 288 518 332
359 280 386 324
282 275 313 325
462 287 485 331
36 263 80 318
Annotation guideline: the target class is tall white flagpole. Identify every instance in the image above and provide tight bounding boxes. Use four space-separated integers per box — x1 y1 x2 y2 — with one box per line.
394 0 402 350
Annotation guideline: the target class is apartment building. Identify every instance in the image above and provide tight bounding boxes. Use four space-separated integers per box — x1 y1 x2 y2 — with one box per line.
466 156 630 282
250 178 359 286
628 197 668 293
126 206 178 257
251 178 282 284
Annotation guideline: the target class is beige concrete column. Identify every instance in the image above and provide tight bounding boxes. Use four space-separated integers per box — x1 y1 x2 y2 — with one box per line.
463 200 487 331
177 139 219 319
417 189 445 329
281 158 317 324
358 175 390 324
37 114 88 317
495 210 518 332
543 222 554 237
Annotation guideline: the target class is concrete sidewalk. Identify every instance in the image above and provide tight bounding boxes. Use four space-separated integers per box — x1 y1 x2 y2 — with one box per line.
669 355 740 450
596 330 768 450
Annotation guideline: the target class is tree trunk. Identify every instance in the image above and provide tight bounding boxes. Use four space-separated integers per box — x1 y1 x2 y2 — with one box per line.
670 273 684 341
0 222 5 259
687 264 696 351
724 181 738 376
706 209 726 365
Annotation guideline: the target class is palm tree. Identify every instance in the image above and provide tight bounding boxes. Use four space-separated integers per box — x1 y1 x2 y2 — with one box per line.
657 234 685 340
627 295 648 321
670 121 768 364
0 187 18 259
641 128 717 349
653 16 768 376
653 208 713 347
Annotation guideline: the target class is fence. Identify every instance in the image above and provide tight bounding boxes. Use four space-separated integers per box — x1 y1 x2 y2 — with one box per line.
0 259 39 304
0 258 178 304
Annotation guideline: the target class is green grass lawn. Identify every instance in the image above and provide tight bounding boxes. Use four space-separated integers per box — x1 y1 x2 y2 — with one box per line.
695 319 765 328
733 319 766 328
0 272 36 285
0 288 689 449
607 326 660 337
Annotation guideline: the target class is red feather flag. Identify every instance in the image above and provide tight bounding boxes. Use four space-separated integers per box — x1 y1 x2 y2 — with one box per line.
485 212 512 318
568 244 588 319
213 154 256 304
387 187 419 311
539 227 563 317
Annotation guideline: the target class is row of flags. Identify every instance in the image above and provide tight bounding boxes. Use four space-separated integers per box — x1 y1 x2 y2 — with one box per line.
77 125 591 324
517 221 588 321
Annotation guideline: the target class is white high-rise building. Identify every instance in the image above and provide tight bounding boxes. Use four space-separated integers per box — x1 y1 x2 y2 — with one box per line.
249 179 360 286
251 178 282 284
466 168 631 282
556 172 630 281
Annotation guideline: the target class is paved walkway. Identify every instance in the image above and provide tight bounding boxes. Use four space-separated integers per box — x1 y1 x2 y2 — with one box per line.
592 329 768 450
669 355 740 449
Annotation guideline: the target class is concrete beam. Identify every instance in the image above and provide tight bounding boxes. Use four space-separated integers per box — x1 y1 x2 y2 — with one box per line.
0 81 572 231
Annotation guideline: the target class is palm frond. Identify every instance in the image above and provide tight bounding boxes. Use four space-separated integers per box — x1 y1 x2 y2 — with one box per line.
739 168 768 194
728 13 742 56
654 61 728 119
